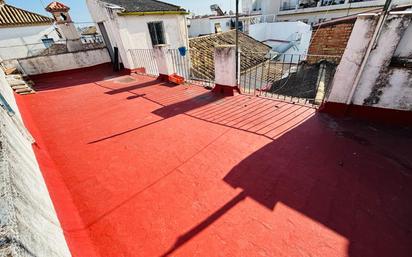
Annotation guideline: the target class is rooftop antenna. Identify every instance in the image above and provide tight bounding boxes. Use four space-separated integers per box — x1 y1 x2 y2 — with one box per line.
210 4 224 16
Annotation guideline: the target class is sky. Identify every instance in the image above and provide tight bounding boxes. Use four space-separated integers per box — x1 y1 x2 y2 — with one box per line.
6 0 237 23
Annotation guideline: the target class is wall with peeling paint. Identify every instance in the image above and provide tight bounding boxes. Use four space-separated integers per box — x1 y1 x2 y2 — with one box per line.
16 47 110 75
327 12 412 111
0 70 71 257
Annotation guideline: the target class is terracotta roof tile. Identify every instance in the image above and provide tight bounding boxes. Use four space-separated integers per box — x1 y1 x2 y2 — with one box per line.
0 3 53 27
103 0 185 13
45 1 70 12
189 30 271 80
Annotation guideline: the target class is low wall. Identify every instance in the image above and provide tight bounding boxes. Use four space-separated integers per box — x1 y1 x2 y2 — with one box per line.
16 47 111 76
324 12 412 124
0 70 71 256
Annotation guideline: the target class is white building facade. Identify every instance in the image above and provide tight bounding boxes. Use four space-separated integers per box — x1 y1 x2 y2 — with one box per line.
0 1 62 61
86 0 189 70
242 0 412 25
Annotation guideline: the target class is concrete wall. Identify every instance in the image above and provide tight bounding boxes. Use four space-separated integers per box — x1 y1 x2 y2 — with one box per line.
327 12 412 111
17 47 110 75
86 0 189 69
214 45 237 87
0 25 61 61
0 70 71 257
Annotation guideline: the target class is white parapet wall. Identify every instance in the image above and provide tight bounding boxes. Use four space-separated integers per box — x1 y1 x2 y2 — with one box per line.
0 69 72 256
327 12 412 111
16 47 111 76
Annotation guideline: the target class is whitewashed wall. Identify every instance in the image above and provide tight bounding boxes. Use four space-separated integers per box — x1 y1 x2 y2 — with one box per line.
188 18 211 37
328 12 412 111
16 47 111 75
86 0 189 70
214 46 237 86
0 70 71 257
0 25 61 61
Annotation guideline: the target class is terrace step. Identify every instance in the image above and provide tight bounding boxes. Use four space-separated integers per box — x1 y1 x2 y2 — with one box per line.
6 75 36 95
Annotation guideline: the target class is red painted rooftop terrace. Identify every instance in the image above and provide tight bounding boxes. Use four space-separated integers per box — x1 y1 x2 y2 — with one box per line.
16 65 412 257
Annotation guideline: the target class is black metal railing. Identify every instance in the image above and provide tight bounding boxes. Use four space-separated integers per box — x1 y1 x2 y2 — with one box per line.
129 49 159 76
128 48 215 89
239 53 340 105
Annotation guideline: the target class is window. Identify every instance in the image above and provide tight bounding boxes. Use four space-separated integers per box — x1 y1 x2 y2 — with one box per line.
148 21 166 46
42 38 55 48
214 23 222 33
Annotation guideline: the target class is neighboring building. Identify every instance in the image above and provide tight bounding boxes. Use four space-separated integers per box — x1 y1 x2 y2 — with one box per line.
307 3 412 63
80 26 105 44
0 0 62 60
189 13 273 38
242 0 281 16
242 0 412 26
248 21 312 59
86 0 189 69
189 30 271 80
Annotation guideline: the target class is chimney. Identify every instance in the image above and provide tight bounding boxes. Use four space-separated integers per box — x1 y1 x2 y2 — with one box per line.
45 1 83 52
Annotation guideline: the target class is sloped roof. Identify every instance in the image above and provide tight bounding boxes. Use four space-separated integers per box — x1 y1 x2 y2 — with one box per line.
102 0 186 13
46 1 70 12
0 3 53 27
189 30 271 80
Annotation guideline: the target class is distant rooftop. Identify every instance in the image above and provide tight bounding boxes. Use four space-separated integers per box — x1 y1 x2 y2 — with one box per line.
102 0 186 13
0 2 53 27
189 30 271 80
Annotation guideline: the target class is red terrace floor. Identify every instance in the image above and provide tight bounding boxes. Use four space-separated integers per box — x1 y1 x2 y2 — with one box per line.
16 67 412 257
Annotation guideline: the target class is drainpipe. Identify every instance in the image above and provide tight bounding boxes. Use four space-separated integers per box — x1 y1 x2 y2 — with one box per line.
345 0 392 105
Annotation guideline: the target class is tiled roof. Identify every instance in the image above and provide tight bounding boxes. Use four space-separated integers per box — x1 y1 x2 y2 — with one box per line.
0 3 53 27
189 30 271 80
45 1 70 12
81 26 98 35
102 0 186 13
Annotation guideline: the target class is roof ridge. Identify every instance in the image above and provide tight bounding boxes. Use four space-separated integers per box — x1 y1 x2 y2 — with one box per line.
150 0 182 9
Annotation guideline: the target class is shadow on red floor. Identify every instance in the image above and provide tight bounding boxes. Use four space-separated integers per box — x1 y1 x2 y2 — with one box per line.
16 69 412 257
162 115 412 257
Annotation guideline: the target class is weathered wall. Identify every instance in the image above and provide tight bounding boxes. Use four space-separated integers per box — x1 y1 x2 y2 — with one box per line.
0 25 61 61
0 70 71 257
327 12 412 112
214 45 237 86
308 20 355 63
86 0 189 70
17 47 111 75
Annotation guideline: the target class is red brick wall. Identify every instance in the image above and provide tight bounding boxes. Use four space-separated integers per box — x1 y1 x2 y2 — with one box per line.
308 21 355 64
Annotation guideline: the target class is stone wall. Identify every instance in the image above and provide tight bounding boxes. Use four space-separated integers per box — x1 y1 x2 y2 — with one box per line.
0 69 71 257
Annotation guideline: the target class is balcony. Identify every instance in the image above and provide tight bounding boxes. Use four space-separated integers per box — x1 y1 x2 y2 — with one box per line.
14 64 412 257
279 0 382 13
